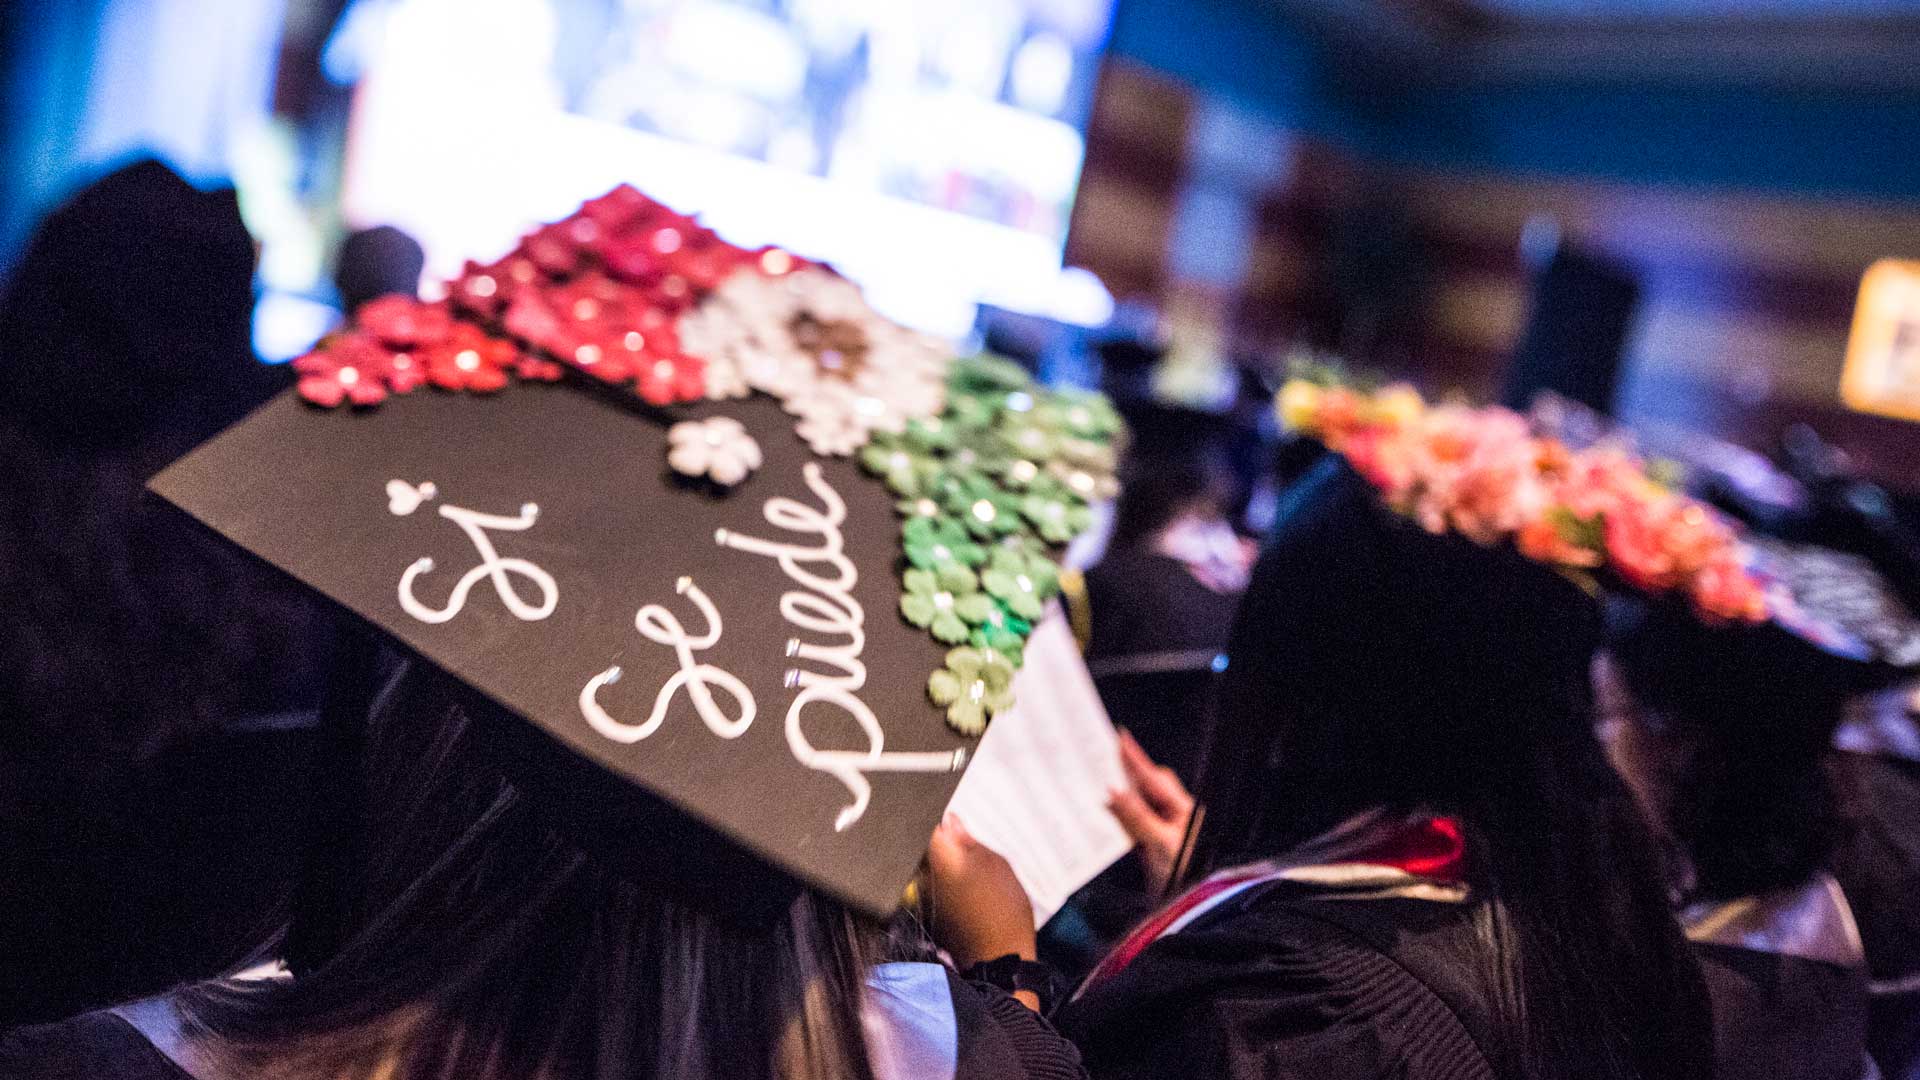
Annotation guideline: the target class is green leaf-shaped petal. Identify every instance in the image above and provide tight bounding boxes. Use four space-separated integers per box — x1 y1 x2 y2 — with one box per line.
931 612 972 645
944 647 987 677
945 698 988 736
928 668 965 706
900 594 937 628
935 563 977 594
954 593 998 624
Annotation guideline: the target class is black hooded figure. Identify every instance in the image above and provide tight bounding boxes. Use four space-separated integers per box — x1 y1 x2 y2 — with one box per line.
1056 456 1713 1080
1606 543 1920 1080
0 159 332 1024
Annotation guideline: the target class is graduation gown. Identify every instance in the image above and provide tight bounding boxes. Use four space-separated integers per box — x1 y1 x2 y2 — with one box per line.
1683 874 1874 1080
1057 886 1498 1080
1057 814 1501 1080
1830 693 1920 1078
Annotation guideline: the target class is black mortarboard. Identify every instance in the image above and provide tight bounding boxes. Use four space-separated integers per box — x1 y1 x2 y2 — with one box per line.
1609 536 1920 717
149 186 1120 916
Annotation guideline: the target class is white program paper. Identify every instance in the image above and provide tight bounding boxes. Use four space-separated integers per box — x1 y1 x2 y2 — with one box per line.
947 613 1133 925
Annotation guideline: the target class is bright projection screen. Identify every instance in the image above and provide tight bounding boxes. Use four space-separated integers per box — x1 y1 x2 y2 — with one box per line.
337 0 1115 336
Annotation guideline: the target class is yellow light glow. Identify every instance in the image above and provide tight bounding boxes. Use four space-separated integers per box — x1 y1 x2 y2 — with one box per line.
1842 259 1920 424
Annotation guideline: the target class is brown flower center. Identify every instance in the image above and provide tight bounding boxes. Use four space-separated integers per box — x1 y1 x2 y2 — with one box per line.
789 312 870 381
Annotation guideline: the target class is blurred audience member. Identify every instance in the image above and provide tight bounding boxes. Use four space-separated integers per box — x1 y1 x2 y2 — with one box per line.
332 224 424 316
1034 457 1713 1078
0 158 333 1024
1075 403 1249 785
1603 585 1889 1080
1043 404 1251 980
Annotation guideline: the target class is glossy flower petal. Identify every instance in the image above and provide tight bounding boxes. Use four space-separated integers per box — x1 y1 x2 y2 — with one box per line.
901 565 990 644
903 516 987 570
927 646 1018 735
981 547 1059 621
667 416 762 487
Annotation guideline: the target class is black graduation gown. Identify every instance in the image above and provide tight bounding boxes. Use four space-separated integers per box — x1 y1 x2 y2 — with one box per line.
1829 740 1920 1078
1057 888 1501 1080
1683 874 1873 1080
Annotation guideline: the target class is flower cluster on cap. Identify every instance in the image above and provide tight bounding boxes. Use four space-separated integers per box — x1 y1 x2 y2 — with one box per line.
292 184 1121 737
1279 375 1768 624
863 355 1120 734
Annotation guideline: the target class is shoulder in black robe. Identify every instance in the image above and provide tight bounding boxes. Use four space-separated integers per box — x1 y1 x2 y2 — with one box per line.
1057 892 1500 1080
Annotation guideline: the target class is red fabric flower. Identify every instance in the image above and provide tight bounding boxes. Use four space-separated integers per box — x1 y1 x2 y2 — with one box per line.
293 335 396 407
357 296 452 348
451 259 516 319
422 324 516 393
579 183 654 231
633 351 705 405
596 230 665 284
524 223 584 277
515 354 565 382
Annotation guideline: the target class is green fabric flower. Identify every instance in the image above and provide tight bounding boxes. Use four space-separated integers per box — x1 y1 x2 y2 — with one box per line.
1043 390 1122 440
999 457 1045 490
928 646 1018 735
903 516 987 570
980 547 1059 621
947 427 1013 476
950 355 1033 396
860 436 944 497
902 416 957 453
900 565 996 644
1021 488 1094 544
994 533 1052 562
997 420 1058 463
945 393 1002 433
1056 436 1117 473
969 603 1033 666
897 495 945 520
942 475 1024 539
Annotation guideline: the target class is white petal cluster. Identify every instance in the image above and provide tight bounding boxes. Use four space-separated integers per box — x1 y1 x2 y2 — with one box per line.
667 416 763 487
679 268 949 455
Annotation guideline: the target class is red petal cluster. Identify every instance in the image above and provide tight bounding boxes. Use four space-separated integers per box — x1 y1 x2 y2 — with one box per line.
295 296 547 408
445 184 807 407
296 185 808 411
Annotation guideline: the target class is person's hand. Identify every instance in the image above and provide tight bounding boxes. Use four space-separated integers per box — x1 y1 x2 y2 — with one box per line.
1107 728 1196 896
926 814 1037 975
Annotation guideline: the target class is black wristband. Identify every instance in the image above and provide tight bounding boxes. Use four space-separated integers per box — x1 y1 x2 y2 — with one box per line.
962 954 1067 1015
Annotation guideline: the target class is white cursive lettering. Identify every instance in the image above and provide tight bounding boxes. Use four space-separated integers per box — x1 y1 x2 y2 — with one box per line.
396 493 557 625
579 577 756 743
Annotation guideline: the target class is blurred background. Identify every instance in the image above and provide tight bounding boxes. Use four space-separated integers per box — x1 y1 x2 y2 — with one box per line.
4 0 1920 1028
5 0 1920 485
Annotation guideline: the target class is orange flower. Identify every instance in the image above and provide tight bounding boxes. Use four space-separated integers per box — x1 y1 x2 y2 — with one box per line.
1690 554 1768 623
1517 510 1605 568
1603 498 1685 592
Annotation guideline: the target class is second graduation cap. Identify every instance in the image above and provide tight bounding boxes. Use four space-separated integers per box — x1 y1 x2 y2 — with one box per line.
151 186 1122 916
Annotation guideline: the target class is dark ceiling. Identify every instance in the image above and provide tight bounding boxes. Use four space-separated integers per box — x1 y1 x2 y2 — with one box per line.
1273 0 1920 88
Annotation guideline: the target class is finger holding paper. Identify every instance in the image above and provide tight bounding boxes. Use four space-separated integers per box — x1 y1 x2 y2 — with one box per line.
1108 728 1196 896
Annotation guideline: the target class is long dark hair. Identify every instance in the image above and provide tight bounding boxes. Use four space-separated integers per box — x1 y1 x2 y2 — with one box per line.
175 654 888 1080
1192 459 1712 1080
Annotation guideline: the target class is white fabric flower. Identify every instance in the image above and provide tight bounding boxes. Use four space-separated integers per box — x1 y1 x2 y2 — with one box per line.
667 416 763 487
678 267 950 454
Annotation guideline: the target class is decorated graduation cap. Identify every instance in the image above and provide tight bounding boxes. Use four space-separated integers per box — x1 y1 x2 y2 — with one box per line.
1277 373 1920 701
150 185 1120 916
